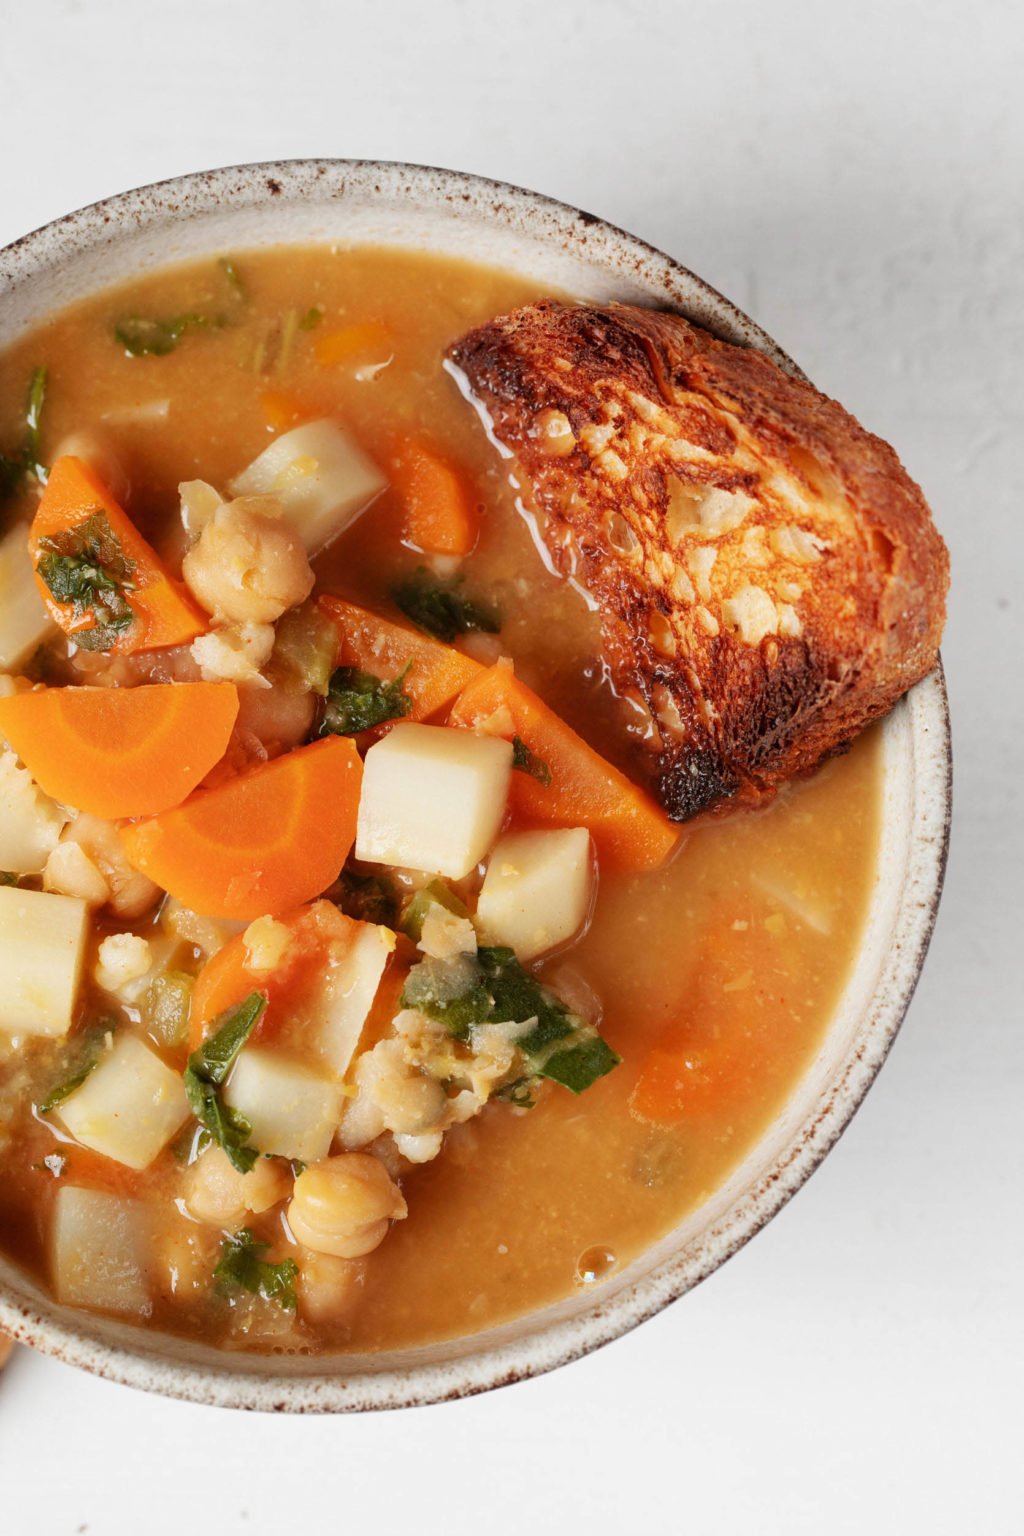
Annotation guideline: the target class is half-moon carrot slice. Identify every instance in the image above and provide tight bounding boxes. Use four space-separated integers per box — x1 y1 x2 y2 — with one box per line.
0 682 238 819
28 455 207 653
121 736 362 921
390 438 479 557
318 595 482 721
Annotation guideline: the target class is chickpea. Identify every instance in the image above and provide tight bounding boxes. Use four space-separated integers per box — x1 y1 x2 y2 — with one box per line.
62 812 161 919
287 1153 407 1259
296 1250 367 1324
373 1070 448 1137
184 1145 291 1228
182 498 314 625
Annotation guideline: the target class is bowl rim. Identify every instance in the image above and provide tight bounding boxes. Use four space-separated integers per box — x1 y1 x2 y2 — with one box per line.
0 158 952 1412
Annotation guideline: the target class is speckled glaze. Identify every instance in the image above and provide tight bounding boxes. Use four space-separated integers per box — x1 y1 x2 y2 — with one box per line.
0 161 951 1412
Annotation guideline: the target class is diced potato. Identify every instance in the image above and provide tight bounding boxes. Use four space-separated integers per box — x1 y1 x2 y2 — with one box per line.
317 922 396 1077
477 828 595 962
229 420 386 555
52 1187 151 1316
356 723 512 880
0 523 54 672
56 1034 190 1170
0 749 68 874
223 1049 345 1163
0 886 88 1038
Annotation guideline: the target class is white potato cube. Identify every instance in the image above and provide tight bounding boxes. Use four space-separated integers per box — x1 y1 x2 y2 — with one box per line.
56 1034 189 1170
223 1049 345 1163
52 1187 151 1316
0 886 88 1038
477 828 595 962
0 749 68 874
317 921 395 1077
229 419 386 555
356 723 512 880
0 523 54 671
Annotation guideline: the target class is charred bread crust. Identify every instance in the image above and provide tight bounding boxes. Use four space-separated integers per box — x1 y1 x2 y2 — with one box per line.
448 301 949 820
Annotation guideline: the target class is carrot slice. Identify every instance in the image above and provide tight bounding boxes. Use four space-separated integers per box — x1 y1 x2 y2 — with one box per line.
318 595 482 721
28 456 207 653
390 438 479 556
448 661 678 871
630 904 806 1124
121 737 362 921
315 322 392 367
260 389 316 432
0 682 238 819
188 901 344 1050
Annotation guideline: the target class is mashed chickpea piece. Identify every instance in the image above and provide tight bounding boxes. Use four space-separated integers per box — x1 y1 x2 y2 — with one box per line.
183 498 314 626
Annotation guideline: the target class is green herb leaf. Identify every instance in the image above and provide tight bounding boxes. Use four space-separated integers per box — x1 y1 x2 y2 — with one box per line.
401 953 492 1041
1 365 48 501
335 869 399 928
392 571 500 643
0 871 19 887
492 1076 536 1109
214 1228 298 1311
36 1022 115 1115
540 1035 621 1093
512 735 552 787
36 510 137 650
400 944 620 1093
298 306 324 330
183 993 265 1173
320 664 412 735
401 879 469 943
115 312 221 358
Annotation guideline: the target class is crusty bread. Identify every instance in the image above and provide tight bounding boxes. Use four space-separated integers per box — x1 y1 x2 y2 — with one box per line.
448 301 949 820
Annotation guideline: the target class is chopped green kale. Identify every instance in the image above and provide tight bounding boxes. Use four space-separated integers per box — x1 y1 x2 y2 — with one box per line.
182 993 265 1173
400 879 469 943
319 664 412 735
36 1021 115 1115
0 366 48 500
512 735 552 786
298 306 324 330
35 510 137 650
392 570 499 643
214 1228 298 1311
400 945 620 1094
115 312 220 358
334 869 400 928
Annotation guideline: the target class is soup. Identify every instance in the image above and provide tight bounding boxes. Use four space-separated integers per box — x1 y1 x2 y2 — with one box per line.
0 247 879 1354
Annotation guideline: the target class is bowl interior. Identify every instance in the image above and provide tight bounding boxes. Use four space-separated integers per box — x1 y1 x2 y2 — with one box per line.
0 162 950 1411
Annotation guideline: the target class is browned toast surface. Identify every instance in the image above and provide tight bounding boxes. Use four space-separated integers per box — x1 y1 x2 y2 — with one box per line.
449 302 949 820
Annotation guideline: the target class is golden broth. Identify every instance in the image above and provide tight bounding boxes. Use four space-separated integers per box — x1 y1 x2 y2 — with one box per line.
0 246 880 1353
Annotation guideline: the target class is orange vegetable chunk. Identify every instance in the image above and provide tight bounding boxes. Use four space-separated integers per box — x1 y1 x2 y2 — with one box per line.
0 682 238 819
318 595 482 722
391 438 479 556
28 456 207 653
121 737 362 921
188 898 391 1054
448 661 678 871
315 322 392 367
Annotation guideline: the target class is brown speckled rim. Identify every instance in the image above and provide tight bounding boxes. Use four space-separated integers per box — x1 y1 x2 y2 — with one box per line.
0 160 951 1412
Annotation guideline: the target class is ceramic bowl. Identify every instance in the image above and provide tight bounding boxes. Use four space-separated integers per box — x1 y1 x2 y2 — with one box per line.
0 160 951 1411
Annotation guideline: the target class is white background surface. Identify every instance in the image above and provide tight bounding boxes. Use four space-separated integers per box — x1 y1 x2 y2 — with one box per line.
1 1 1021 1531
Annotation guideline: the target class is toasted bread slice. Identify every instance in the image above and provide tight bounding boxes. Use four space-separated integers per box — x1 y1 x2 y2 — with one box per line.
448 302 948 820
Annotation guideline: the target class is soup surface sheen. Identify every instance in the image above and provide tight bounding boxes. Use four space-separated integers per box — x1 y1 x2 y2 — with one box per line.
0 247 880 1354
